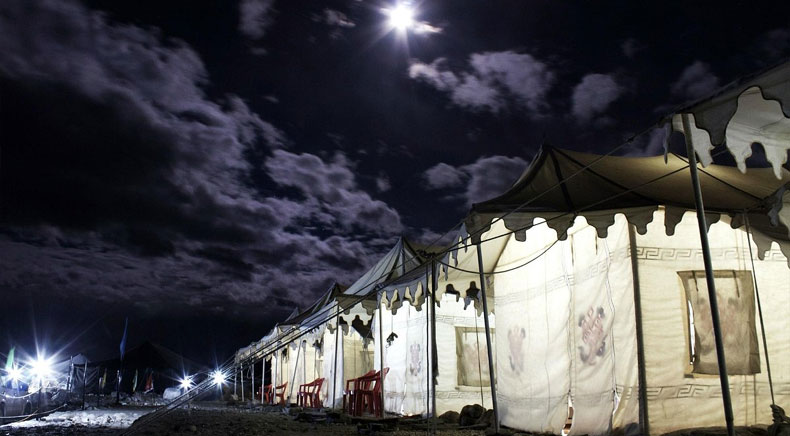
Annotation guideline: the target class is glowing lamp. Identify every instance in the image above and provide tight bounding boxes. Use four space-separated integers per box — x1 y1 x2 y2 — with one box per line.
7 365 22 382
212 370 226 386
179 376 192 390
29 356 53 381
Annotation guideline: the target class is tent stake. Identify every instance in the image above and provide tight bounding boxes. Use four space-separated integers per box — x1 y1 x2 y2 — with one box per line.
628 224 649 435
476 242 499 433
682 113 734 436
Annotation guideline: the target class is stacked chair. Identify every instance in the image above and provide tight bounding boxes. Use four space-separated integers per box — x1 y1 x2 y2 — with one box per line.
297 378 325 408
343 368 389 417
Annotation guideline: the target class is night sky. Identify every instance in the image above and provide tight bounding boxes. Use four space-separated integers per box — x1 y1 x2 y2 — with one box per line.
1 0 789 365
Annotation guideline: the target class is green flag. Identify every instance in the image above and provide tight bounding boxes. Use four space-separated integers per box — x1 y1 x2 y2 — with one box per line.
4 347 14 370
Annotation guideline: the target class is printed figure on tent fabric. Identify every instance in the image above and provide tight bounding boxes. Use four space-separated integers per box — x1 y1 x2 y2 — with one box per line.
409 344 422 376
578 306 607 366
508 327 526 374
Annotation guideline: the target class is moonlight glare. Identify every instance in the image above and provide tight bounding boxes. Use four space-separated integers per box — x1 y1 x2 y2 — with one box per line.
387 3 414 31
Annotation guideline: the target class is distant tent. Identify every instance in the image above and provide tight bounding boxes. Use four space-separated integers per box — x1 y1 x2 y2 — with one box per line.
233 238 423 407
89 341 205 394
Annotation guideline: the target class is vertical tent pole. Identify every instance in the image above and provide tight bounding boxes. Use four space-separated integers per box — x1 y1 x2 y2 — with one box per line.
241 363 245 402
251 360 255 405
234 368 237 396
82 361 88 410
289 341 302 403
273 345 278 405
261 356 266 406
67 356 73 393
628 224 649 435
332 312 341 409
425 266 431 417
431 261 438 429
475 242 499 433
379 299 385 416
743 214 776 405
681 113 735 436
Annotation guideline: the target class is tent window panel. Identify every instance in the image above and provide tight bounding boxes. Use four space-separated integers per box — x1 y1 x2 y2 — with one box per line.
677 270 760 375
455 327 495 387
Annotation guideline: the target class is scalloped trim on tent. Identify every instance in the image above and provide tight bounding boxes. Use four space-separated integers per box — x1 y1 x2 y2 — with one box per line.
667 60 790 178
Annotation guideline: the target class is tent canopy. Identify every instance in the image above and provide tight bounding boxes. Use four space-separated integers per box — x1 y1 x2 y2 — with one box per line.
464 146 790 250
664 59 790 176
344 237 423 297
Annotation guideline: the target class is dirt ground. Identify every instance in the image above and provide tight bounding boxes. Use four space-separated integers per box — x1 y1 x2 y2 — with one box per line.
0 403 490 436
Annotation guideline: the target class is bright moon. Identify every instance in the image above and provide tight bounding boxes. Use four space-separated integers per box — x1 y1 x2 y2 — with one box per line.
388 4 414 31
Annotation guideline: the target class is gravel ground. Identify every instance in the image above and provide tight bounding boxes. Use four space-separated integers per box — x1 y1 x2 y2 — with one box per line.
0 404 489 436
127 406 489 436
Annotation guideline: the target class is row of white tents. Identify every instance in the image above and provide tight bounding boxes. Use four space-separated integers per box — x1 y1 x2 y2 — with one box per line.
235 60 790 435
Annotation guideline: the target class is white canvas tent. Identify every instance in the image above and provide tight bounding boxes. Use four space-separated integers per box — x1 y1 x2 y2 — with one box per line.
377 241 501 417
243 238 422 408
452 145 790 435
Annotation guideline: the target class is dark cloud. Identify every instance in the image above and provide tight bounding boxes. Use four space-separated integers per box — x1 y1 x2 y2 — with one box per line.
265 150 404 234
424 163 466 190
0 0 404 326
621 38 645 58
424 156 527 207
571 73 626 124
375 175 392 193
670 60 720 100
408 51 555 116
239 0 276 40
317 8 355 28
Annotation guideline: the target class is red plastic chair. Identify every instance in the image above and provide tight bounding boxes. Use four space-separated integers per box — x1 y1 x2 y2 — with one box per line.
309 378 325 408
358 368 389 417
275 382 288 405
354 371 378 416
343 370 375 415
297 381 309 407
263 384 275 404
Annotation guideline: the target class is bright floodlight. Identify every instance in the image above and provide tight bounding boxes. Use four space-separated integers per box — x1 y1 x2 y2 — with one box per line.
7 365 22 382
388 3 414 31
212 370 226 386
179 376 193 390
29 356 52 381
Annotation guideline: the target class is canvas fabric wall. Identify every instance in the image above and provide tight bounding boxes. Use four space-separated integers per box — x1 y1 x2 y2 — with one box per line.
636 209 790 434
321 325 344 408
493 214 640 435
375 302 432 416
434 293 495 414
377 291 494 416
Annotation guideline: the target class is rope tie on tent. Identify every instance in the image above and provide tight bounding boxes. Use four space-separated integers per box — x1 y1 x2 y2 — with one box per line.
473 311 485 406
438 236 561 275
602 238 619 406
742 213 776 406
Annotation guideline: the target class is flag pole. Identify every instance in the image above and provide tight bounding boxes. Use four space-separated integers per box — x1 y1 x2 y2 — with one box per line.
681 113 734 436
